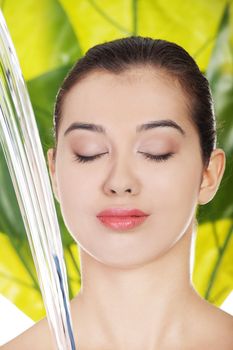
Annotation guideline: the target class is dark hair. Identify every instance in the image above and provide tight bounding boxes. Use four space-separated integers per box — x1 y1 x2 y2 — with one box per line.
53 35 216 168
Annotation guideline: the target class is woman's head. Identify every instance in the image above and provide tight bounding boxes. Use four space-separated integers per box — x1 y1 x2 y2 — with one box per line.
47 36 225 268
53 36 216 168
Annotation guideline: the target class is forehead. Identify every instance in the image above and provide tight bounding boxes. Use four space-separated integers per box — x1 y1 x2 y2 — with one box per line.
60 67 192 133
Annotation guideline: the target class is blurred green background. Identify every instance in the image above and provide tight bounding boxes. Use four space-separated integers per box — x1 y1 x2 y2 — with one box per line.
0 0 232 321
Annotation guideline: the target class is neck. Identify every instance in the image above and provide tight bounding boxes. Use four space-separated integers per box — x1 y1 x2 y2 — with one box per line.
75 220 198 349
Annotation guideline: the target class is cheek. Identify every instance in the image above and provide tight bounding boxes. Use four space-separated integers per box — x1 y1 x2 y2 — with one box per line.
56 151 97 199
148 158 202 228
55 162 97 233
133 160 202 260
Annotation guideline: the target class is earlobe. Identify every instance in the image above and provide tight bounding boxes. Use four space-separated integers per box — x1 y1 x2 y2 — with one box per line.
47 148 60 203
198 148 226 205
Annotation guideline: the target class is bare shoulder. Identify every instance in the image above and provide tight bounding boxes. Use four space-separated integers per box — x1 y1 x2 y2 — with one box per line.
190 296 233 349
208 306 233 348
0 316 54 350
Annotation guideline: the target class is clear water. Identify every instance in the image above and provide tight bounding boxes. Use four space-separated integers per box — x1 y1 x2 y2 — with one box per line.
0 10 76 350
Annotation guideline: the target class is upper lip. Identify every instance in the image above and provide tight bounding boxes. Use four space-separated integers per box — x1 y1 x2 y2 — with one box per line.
96 208 149 217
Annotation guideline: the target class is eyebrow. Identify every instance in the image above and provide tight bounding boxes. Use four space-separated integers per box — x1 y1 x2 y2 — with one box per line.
63 119 186 137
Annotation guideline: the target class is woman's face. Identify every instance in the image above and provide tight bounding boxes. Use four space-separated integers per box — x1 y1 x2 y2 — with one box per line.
49 67 204 268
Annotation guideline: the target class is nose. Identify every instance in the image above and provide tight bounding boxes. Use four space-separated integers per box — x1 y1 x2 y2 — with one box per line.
102 157 140 197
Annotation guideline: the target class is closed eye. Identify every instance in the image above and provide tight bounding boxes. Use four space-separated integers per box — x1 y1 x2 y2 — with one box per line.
73 152 108 163
73 151 174 163
138 151 174 162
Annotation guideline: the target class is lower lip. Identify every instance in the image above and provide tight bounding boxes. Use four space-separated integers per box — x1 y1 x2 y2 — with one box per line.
97 215 148 231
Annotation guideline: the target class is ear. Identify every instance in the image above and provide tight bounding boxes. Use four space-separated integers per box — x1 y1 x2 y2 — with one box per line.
198 148 226 205
47 148 60 203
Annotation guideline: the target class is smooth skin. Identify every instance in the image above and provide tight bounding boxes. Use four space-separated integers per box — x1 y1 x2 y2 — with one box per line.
2 67 233 349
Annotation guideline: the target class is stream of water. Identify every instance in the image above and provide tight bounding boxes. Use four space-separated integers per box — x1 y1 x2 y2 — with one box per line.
0 9 76 350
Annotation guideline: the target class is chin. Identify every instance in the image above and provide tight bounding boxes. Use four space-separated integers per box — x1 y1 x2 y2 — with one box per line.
84 245 174 270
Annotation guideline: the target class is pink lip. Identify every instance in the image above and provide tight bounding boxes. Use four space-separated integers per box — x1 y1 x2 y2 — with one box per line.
96 208 149 231
97 208 149 217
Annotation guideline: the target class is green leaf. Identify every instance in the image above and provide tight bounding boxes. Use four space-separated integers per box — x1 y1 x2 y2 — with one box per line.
0 231 81 320
27 64 74 149
193 219 233 306
64 243 81 298
27 65 77 247
0 232 44 320
198 4 233 223
1 0 82 80
0 148 25 238
59 0 228 70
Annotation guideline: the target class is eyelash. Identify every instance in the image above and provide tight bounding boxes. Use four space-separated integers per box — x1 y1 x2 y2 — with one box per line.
73 152 174 163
